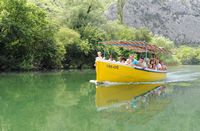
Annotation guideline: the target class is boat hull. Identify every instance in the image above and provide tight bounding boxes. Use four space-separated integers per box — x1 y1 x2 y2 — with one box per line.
96 60 166 82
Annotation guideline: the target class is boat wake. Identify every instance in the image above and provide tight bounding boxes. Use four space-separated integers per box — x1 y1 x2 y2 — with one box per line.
166 71 200 83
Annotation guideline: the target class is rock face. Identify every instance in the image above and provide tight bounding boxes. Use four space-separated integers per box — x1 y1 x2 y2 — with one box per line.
106 0 200 44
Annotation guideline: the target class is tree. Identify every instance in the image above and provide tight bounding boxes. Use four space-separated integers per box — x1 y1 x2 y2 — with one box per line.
134 28 153 42
102 21 153 42
151 35 174 50
176 46 200 65
65 0 106 31
0 0 65 70
55 27 92 69
117 0 126 24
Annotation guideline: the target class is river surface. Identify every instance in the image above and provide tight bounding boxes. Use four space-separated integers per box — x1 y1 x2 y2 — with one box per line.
0 65 200 131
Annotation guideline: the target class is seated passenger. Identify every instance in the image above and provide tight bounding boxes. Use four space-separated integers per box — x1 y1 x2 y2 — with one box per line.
137 57 146 68
117 56 126 63
148 61 152 69
125 57 131 65
95 51 103 61
125 54 134 65
94 51 104 66
126 54 137 65
121 57 126 63
155 59 162 70
160 61 167 70
148 59 156 69
132 58 138 65
108 54 115 62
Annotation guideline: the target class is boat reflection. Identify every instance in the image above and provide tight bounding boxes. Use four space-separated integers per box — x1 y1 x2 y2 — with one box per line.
96 83 167 111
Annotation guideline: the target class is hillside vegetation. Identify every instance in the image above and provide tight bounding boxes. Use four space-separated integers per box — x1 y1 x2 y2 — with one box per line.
0 0 199 71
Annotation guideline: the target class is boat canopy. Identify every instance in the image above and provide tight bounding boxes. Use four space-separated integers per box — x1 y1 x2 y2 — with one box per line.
98 41 171 54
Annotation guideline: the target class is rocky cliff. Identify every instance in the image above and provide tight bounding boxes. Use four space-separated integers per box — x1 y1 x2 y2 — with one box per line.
106 0 200 44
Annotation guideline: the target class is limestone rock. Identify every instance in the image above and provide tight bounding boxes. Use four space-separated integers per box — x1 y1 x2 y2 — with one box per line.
106 0 200 44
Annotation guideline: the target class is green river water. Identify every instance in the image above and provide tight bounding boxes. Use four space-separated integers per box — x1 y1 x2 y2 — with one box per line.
0 65 200 131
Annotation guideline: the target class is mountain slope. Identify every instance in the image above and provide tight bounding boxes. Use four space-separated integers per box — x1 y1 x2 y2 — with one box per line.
106 0 200 44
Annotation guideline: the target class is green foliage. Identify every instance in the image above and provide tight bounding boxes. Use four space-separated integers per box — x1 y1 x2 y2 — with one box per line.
150 36 179 65
55 27 80 45
117 0 126 24
81 25 107 45
160 55 180 65
66 0 106 30
28 0 66 24
134 28 153 42
176 46 200 65
55 27 92 69
102 21 135 40
151 35 174 50
0 0 64 70
102 21 152 42
151 36 174 50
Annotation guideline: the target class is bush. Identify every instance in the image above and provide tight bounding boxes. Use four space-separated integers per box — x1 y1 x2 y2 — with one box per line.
151 35 174 50
176 46 200 65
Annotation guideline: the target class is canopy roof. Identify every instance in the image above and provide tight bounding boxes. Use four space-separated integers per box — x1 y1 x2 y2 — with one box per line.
99 41 171 54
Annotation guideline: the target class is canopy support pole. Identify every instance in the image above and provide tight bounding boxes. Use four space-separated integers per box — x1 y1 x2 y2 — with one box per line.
145 41 148 58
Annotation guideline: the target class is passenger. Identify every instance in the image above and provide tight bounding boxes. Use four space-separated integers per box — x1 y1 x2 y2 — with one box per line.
125 54 133 64
126 54 138 65
94 51 104 66
117 56 126 63
160 61 167 70
137 57 146 68
152 63 156 70
150 57 156 63
155 59 162 70
148 59 156 70
148 59 153 69
108 54 115 61
95 51 103 61
121 57 126 63
141 57 149 67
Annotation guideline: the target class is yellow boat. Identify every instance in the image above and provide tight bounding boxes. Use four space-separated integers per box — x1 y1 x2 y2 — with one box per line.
96 83 163 108
96 41 168 83
96 60 166 83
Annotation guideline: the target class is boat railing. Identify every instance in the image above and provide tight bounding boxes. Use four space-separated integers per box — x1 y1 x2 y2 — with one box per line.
96 59 167 73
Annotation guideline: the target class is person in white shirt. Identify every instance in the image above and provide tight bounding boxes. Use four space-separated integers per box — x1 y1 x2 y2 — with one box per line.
108 54 114 61
94 51 104 66
155 59 162 70
96 51 103 60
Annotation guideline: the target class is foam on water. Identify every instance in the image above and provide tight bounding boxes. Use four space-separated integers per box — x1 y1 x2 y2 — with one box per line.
166 71 200 83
